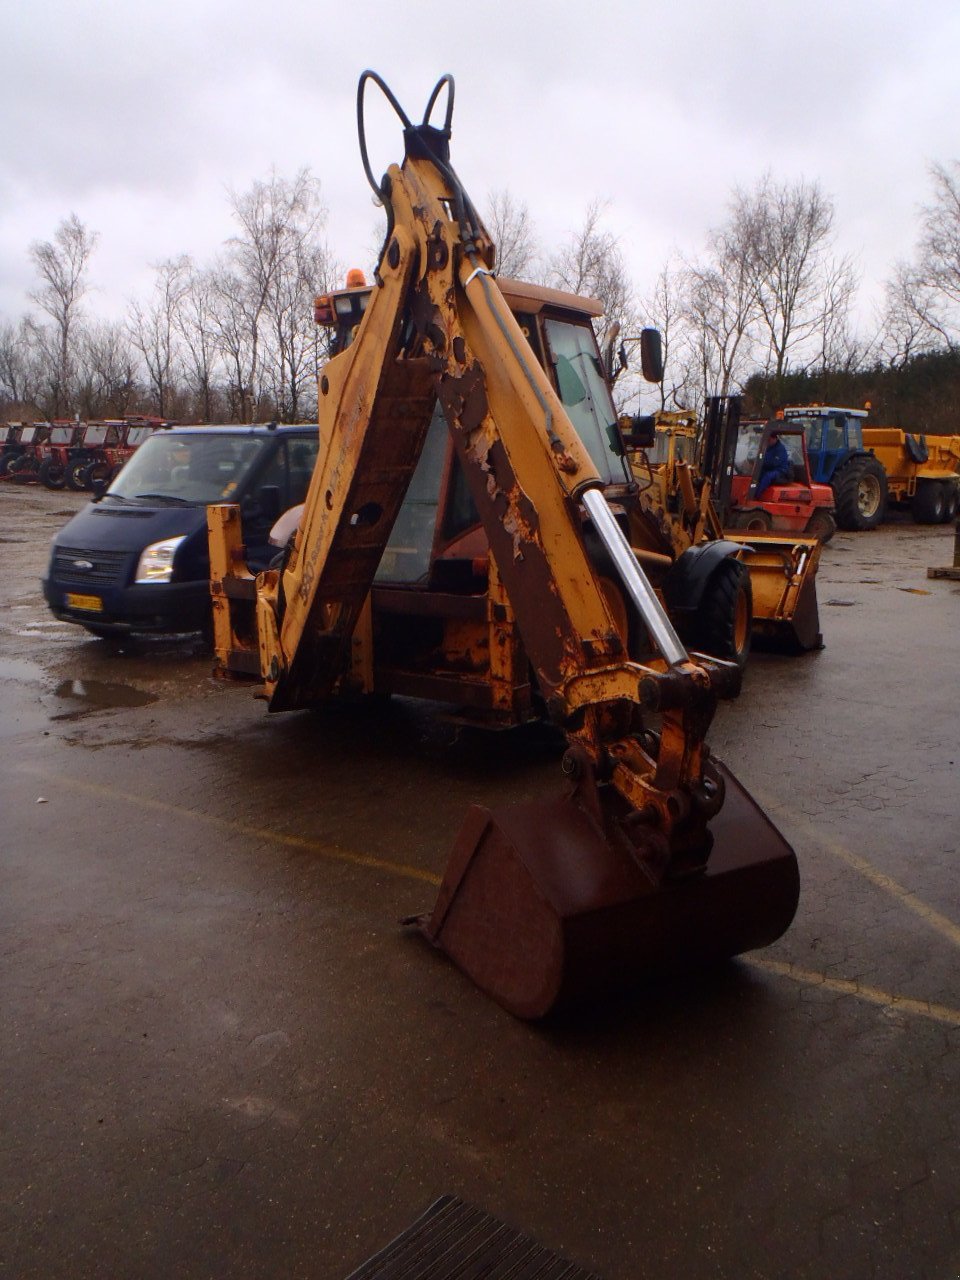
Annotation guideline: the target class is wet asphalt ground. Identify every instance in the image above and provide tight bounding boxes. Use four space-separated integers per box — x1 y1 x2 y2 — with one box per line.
0 481 958 1280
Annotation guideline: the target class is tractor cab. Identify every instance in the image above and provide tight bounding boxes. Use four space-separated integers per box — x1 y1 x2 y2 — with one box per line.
781 405 868 485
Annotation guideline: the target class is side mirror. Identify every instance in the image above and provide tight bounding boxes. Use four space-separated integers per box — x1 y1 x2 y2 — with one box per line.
640 328 663 384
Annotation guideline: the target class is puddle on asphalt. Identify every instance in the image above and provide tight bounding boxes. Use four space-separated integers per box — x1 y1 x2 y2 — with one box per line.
0 656 45 683
51 678 158 710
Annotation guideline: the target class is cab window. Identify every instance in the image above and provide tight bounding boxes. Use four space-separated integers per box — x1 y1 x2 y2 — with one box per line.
542 318 626 484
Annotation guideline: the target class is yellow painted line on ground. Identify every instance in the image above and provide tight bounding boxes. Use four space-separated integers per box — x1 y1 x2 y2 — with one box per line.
747 957 960 1028
752 787 960 952
21 769 960 1028
21 766 443 888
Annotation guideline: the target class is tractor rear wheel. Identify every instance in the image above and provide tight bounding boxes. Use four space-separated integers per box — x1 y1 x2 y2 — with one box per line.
833 457 887 530
83 460 113 495
66 459 91 491
693 558 752 671
912 480 947 524
945 484 959 522
804 509 836 543
39 457 67 489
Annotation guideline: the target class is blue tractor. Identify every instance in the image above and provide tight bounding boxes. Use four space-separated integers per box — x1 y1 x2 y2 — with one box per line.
780 405 888 531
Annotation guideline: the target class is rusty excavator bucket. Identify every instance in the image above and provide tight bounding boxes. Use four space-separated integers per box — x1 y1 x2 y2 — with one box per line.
418 759 798 1019
221 72 800 1019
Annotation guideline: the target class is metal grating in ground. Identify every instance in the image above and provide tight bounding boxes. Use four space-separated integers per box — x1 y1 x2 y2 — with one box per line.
343 1194 604 1279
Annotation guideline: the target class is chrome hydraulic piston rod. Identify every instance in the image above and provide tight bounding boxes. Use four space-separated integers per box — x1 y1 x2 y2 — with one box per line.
581 486 688 666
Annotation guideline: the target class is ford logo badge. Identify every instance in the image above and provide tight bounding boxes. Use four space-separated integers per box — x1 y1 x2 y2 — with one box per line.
72 559 94 571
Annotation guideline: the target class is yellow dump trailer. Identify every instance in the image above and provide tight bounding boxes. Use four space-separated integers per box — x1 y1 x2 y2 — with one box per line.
862 428 960 524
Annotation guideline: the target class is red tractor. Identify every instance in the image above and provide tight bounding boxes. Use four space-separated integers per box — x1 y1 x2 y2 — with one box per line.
81 418 165 492
4 422 54 481
727 418 836 541
37 423 87 488
0 423 31 476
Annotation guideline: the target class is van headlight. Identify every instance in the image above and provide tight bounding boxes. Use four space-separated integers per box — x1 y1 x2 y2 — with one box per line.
135 535 187 583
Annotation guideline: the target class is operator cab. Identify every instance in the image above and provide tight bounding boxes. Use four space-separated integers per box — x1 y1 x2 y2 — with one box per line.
781 405 868 485
313 274 641 588
729 420 835 536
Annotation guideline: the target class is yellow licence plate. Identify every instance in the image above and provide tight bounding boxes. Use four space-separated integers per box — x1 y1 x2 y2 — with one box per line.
65 592 103 613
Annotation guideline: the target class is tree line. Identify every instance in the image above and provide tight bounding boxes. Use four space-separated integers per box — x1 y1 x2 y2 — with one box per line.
2 160 959 431
0 169 340 426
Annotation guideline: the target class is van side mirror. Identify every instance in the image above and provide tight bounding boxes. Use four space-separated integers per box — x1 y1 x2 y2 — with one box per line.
640 329 663 384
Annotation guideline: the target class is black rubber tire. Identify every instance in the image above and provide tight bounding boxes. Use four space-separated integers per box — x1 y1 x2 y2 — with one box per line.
912 480 947 524
733 509 773 533
944 484 959 523
582 530 652 660
804 509 836 543
39 457 67 489
83 460 113 495
692 557 752 671
66 459 91 491
0 454 18 477
833 457 887 530
9 455 37 479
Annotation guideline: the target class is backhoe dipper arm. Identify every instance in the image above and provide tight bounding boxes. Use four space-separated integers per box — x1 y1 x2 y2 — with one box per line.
260 73 737 856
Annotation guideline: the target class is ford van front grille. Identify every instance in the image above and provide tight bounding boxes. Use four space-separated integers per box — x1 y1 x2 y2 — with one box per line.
53 546 129 586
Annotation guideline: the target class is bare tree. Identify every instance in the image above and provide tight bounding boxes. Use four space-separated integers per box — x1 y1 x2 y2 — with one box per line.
77 321 139 418
547 200 634 331
879 261 940 366
918 161 960 328
0 319 42 414
175 263 221 421
28 214 98 415
732 175 857 388
484 189 540 279
888 160 960 352
208 262 257 422
224 168 329 420
128 257 188 417
683 224 761 399
638 257 688 410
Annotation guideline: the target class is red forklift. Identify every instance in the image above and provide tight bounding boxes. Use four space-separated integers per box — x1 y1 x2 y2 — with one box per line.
724 415 836 541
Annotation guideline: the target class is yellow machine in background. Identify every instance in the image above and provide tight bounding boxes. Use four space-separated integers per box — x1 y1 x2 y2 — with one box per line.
626 406 823 652
208 71 799 1018
861 427 960 523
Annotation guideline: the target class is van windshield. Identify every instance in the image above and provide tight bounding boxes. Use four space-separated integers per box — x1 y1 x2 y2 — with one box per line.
106 433 269 503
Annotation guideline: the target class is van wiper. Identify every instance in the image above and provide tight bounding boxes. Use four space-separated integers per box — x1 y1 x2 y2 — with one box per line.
134 492 192 505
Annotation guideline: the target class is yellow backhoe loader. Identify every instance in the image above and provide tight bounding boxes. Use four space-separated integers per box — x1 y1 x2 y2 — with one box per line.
208 72 799 1018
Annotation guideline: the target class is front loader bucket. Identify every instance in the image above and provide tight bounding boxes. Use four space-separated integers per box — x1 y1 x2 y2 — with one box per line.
417 762 799 1019
735 535 824 652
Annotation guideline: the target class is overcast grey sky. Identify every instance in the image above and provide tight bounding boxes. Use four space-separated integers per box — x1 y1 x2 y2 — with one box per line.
3 0 958 332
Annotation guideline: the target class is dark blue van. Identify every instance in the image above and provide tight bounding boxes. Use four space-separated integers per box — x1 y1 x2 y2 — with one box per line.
43 424 319 637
